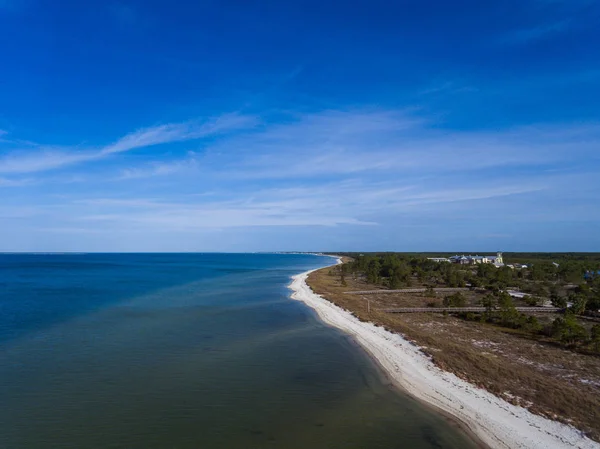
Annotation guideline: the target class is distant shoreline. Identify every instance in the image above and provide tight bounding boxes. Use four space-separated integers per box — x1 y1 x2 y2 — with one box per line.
289 257 599 449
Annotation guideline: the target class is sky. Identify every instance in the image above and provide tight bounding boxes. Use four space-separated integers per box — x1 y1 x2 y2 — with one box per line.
0 0 599 252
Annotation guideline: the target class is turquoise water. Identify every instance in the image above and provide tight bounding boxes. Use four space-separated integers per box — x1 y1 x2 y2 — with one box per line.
0 253 477 448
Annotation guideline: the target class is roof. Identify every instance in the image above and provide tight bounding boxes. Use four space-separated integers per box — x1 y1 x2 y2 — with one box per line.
450 255 499 260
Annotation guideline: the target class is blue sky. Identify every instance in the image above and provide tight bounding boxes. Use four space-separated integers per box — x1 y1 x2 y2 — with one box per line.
1 0 599 252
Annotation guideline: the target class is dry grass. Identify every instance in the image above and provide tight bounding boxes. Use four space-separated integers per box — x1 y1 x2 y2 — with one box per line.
308 266 600 441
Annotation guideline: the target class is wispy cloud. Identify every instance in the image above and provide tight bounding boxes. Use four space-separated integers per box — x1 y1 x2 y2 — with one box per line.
117 155 198 180
7 108 598 184
0 149 95 175
0 176 32 187
200 111 599 180
396 185 546 207
2 107 598 250
109 109 425 179
107 109 600 186
44 179 545 232
76 195 375 229
0 113 257 175
103 113 256 154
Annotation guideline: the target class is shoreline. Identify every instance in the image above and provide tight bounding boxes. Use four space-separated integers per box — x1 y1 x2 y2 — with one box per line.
339 328 491 449
289 261 599 449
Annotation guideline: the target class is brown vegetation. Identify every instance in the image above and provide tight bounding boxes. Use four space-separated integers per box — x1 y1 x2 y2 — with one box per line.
307 265 600 442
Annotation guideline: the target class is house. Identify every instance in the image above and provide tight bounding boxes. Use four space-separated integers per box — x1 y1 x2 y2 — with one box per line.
448 252 504 267
487 253 504 266
449 255 472 265
427 257 451 263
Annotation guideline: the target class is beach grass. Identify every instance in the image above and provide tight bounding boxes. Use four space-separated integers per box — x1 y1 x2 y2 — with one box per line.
304 263 600 445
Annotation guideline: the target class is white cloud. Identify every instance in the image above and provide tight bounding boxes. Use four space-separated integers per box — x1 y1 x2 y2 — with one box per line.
8 108 597 185
105 110 600 186
395 185 546 206
117 158 197 180
0 113 256 175
200 111 600 179
0 149 96 175
102 113 256 155
2 108 598 244
54 179 544 231
0 176 32 187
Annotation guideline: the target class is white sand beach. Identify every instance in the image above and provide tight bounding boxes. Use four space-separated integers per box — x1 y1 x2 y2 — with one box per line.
289 263 599 449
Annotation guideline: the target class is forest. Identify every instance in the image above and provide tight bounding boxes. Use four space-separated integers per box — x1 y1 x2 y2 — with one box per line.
333 252 600 354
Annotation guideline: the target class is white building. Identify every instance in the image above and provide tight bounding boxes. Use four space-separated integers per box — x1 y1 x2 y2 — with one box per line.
427 257 451 263
448 252 504 267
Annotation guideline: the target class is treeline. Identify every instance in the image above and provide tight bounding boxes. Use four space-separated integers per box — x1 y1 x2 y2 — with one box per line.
343 253 600 313
464 291 600 354
346 254 413 288
342 253 600 354
504 252 600 264
332 251 600 264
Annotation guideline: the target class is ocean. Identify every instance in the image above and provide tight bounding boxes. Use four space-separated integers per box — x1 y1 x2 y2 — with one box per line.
0 253 477 448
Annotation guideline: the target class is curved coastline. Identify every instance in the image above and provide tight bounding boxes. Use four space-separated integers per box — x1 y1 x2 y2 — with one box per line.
289 260 599 449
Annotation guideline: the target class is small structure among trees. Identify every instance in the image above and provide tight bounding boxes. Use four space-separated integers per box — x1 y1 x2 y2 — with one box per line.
448 252 504 267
